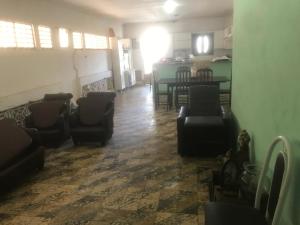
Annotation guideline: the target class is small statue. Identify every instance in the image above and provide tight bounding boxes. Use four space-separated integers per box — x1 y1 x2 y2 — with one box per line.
236 129 251 167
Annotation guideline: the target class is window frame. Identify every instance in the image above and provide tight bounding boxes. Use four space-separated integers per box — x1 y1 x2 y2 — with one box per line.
192 33 214 56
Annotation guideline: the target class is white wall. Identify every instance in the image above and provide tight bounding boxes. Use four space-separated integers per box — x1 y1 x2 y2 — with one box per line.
123 16 232 71
123 17 226 37
0 0 122 110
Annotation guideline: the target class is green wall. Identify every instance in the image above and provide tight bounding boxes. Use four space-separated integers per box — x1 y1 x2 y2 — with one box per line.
232 0 300 224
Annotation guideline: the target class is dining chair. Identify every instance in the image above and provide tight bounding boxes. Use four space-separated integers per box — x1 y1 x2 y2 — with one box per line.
175 66 191 110
196 68 213 81
205 136 294 225
153 71 172 110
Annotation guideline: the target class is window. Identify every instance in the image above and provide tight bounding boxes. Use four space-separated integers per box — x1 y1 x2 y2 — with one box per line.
95 35 108 49
59 28 69 48
192 33 213 55
0 21 34 48
84 33 108 49
72 32 83 49
0 21 16 47
38 26 52 48
14 23 35 48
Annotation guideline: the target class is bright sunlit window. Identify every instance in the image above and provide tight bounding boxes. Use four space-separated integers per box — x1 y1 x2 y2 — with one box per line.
192 33 213 55
0 21 16 47
84 33 108 49
72 32 83 49
140 27 171 74
38 26 52 48
59 28 69 48
14 23 35 48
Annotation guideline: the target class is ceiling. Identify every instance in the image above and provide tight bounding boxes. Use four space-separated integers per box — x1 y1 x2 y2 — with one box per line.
55 0 233 23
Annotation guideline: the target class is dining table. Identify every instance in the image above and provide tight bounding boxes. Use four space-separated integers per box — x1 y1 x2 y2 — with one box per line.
155 76 230 109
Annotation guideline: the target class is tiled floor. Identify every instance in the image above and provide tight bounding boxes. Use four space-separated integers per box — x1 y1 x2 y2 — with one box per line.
0 86 217 225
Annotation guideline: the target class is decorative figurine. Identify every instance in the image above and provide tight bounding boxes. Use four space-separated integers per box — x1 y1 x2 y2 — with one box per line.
236 129 251 167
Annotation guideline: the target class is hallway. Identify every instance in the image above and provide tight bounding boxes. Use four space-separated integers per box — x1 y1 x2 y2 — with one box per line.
0 86 216 225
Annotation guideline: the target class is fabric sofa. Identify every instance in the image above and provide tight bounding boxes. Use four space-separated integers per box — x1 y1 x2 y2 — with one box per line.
0 119 44 192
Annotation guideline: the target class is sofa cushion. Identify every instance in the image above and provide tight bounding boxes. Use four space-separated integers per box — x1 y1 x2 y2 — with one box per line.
29 101 64 129
0 119 32 168
205 202 267 225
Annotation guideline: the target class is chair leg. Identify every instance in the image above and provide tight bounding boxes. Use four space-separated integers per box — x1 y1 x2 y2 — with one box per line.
175 92 178 110
155 94 159 109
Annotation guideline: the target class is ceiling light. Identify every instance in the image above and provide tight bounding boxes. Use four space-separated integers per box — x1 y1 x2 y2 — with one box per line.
163 0 178 14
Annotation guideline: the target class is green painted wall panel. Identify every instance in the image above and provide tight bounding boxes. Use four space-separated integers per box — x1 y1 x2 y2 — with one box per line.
232 0 300 224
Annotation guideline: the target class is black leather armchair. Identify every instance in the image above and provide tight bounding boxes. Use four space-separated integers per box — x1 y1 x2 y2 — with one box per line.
70 92 116 146
0 119 44 192
177 85 230 157
25 101 69 147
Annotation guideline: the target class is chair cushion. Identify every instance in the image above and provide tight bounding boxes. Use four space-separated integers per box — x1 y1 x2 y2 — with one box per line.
0 119 32 168
87 92 116 102
184 116 224 127
77 98 107 126
29 101 64 129
205 202 267 225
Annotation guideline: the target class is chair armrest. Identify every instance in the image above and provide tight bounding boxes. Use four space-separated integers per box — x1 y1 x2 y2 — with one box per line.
220 106 231 120
23 128 42 146
104 104 114 118
177 106 189 156
178 106 189 120
25 114 34 128
69 111 80 128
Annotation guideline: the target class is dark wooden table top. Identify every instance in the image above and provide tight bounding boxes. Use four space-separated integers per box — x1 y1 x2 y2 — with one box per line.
157 76 229 85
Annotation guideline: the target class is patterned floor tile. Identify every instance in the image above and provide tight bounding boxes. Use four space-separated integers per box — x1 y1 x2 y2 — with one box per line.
0 86 218 225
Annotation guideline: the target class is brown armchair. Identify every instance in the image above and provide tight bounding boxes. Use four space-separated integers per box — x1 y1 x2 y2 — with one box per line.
177 85 230 157
0 119 44 192
70 92 116 146
25 101 70 147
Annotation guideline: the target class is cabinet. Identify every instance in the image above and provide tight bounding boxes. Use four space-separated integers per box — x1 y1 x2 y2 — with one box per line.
173 33 191 50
